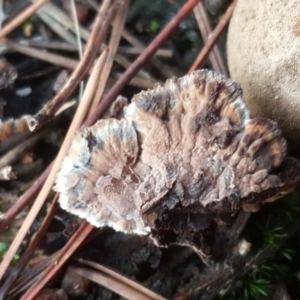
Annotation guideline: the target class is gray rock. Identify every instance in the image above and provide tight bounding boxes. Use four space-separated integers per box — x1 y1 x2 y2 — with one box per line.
227 0 300 148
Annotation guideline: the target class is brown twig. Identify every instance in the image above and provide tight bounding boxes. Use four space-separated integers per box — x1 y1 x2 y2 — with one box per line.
27 0 116 132
193 2 227 75
20 222 94 299
21 39 82 51
74 260 167 300
0 49 109 281
22 39 172 57
0 0 49 39
85 0 201 127
0 128 48 168
78 258 167 299
114 73 155 89
3 40 158 85
121 28 175 78
88 0 129 116
2 39 78 71
0 194 59 300
188 0 236 73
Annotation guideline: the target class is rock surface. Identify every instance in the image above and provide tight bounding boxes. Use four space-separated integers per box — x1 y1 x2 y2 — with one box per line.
227 0 300 148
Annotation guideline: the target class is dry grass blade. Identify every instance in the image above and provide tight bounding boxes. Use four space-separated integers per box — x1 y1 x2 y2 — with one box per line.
193 2 227 75
188 0 237 73
21 39 81 51
69 0 83 58
70 0 84 99
86 0 200 127
27 1 116 131
72 266 165 300
88 0 129 115
0 49 109 281
0 0 48 39
20 222 94 299
76 259 167 300
0 194 59 300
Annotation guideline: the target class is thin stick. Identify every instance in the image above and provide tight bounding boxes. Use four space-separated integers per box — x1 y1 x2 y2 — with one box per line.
69 0 83 58
74 267 165 300
85 0 201 127
0 49 109 281
27 2 116 131
2 38 78 70
20 222 94 299
21 41 172 56
88 0 129 115
70 0 84 99
193 2 227 75
0 0 48 39
113 73 155 89
77 259 167 300
118 46 172 57
0 194 59 299
0 128 48 168
121 28 174 78
188 0 236 73
21 40 81 51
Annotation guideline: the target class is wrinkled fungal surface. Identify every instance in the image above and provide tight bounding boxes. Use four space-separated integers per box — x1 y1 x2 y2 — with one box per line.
54 70 300 258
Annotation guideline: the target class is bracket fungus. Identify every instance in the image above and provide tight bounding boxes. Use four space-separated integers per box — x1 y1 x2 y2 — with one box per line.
54 70 300 259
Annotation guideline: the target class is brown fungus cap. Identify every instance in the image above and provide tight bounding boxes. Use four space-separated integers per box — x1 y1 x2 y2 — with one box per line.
54 70 300 246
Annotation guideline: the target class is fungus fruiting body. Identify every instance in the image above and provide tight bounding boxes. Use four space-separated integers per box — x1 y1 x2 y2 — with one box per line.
54 70 300 258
